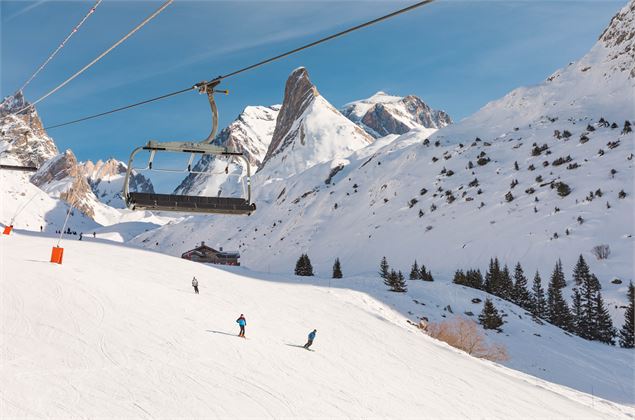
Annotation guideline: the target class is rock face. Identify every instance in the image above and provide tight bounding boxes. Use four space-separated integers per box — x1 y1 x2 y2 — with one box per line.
260 67 373 178
0 91 58 168
31 150 98 219
342 92 452 138
80 159 154 208
598 0 634 78
174 105 280 196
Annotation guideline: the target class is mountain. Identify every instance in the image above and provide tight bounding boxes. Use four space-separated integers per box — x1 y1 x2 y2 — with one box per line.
131 1 634 400
174 105 279 196
0 91 58 168
2 232 632 416
259 67 374 179
342 91 452 138
80 158 154 208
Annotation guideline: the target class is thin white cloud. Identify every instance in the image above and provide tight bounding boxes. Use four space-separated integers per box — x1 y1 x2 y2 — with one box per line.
5 0 49 21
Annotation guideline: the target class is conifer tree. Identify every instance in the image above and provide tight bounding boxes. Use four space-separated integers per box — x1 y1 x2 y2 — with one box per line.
499 265 514 301
393 270 408 292
512 263 532 310
332 258 343 279
571 288 584 335
531 271 548 320
410 260 420 280
379 257 390 280
453 270 466 286
295 254 314 276
466 269 484 290
420 264 434 281
619 282 634 348
385 269 397 288
551 259 567 289
577 272 601 340
594 292 616 345
479 298 504 330
294 255 305 276
484 258 501 295
572 255 591 286
547 261 573 331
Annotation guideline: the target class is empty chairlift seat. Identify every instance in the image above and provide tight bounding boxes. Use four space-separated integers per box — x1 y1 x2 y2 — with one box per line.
127 192 256 215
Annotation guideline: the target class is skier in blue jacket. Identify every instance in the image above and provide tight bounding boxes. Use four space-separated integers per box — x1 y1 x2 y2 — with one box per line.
303 329 317 349
236 314 247 337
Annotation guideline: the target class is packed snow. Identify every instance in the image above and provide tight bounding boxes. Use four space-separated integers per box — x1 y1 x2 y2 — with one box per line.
1 232 632 418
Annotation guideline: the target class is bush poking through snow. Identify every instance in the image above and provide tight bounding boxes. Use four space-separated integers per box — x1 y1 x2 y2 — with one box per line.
427 317 509 362
591 245 611 260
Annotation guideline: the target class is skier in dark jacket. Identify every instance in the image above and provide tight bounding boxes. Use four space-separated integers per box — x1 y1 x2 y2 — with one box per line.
303 329 317 349
236 314 246 337
192 277 199 294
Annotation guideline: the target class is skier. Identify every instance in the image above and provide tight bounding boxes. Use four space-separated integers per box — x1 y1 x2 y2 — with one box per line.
39 225 43 232
236 314 246 337
79 233 83 241
93 232 96 238
303 329 317 349
192 276 199 294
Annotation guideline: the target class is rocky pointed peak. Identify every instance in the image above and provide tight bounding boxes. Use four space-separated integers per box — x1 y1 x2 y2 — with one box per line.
0 91 28 117
0 93 57 168
343 92 452 138
260 67 373 178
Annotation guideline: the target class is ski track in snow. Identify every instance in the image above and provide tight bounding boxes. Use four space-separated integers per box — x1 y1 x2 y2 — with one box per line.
1 233 633 418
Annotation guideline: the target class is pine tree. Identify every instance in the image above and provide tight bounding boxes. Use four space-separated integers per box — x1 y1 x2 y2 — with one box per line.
295 254 314 276
466 269 484 290
512 262 532 310
332 258 343 279
499 265 514 301
385 269 397 288
479 298 504 330
571 288 583 335
420 264 434 281
379 257 390 280
572 255 591 287
409 260 420 280
594 292 616 345
294 255 305 276
551 259 567 289
453 269 466 286
531 271 548 320
484 258 501 295
393 270 408 292
547 261 573 331
619 282 634 348
578 272 601 340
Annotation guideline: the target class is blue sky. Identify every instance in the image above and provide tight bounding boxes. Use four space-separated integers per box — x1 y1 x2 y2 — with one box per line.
1 0 625 167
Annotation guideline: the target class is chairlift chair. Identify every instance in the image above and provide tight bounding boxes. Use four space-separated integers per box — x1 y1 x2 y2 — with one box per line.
123 80 256 215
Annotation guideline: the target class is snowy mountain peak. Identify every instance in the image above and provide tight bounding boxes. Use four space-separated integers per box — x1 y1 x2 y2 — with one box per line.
598 0 634 78
260 67 373 178
79 158 154 208
0 92 58 168
174 104 280 196
342 92 452 138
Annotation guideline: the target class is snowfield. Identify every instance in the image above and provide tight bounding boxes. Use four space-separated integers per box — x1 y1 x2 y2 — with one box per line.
1 232 632 418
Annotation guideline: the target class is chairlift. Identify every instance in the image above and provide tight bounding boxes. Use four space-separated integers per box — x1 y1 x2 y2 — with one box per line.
0 164 38 172
123 80 256 215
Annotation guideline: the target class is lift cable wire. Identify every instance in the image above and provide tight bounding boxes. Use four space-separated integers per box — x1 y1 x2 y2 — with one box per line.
43 0 435 131
18 0 103 93
15 0 174 116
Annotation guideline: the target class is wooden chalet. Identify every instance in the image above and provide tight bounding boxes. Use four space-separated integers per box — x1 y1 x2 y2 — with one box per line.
181 241 240 266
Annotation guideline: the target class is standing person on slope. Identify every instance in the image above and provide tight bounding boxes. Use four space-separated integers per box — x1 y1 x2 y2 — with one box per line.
192 277 199 294
304 329 317 349
236 314 247 337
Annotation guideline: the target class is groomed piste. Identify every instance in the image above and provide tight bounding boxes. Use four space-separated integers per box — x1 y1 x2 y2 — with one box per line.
1 232 631 418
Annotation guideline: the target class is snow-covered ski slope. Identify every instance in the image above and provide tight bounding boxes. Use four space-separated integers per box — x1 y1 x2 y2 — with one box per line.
1 233 632 418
